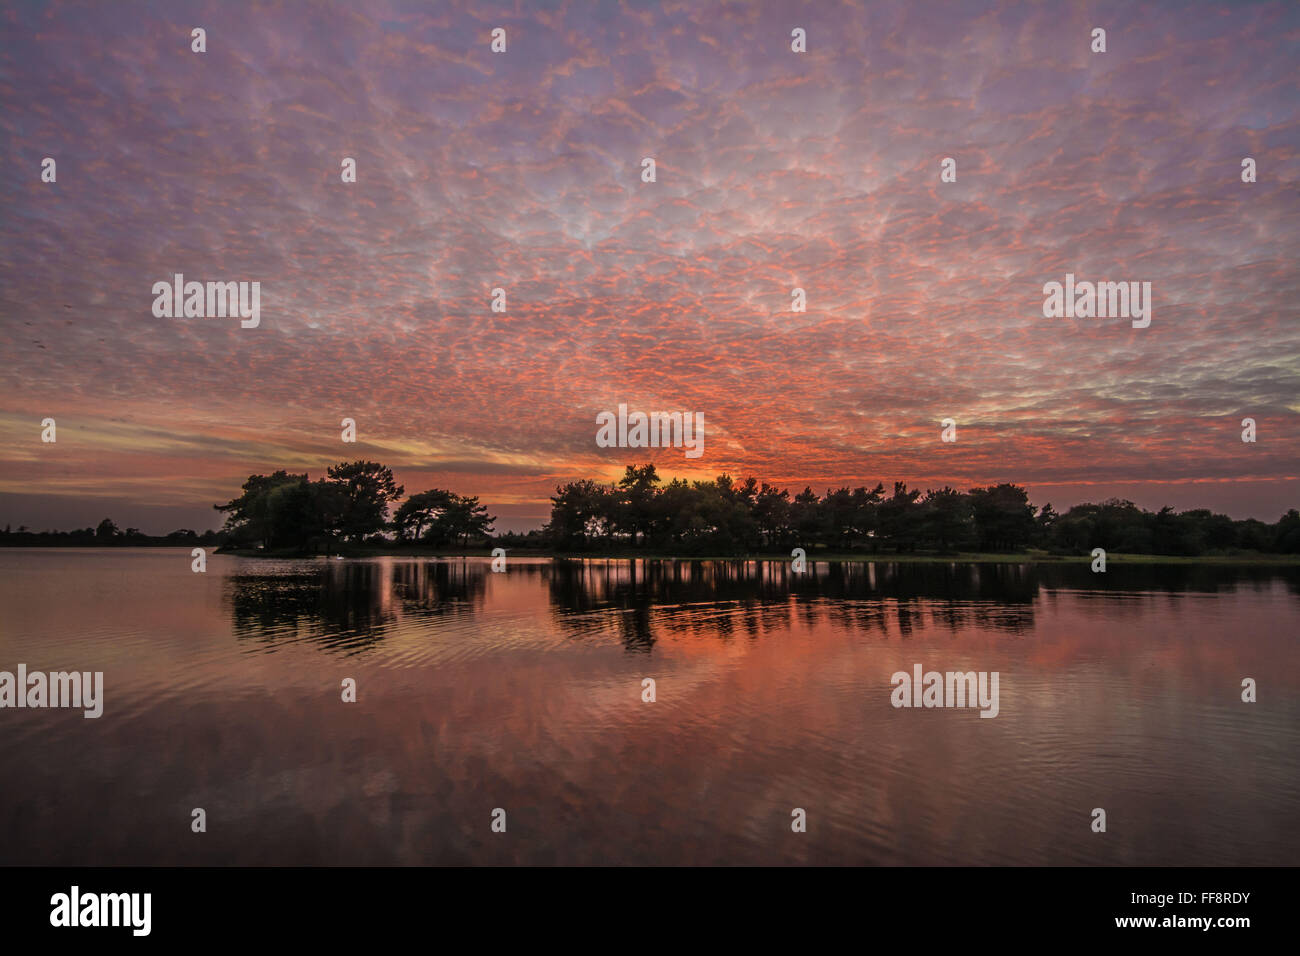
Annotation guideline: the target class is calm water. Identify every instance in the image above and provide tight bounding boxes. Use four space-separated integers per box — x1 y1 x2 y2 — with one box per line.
1 548 1296 866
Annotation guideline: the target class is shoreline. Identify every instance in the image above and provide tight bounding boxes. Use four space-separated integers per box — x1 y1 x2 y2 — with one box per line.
208 548 1300 566
2 545 1297 565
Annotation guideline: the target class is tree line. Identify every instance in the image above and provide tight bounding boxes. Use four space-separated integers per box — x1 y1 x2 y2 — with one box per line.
4 459 1297 558
537 463 1300 557
0 519 222 547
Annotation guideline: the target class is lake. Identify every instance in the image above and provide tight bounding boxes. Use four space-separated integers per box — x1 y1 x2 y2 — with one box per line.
1 548 1296 865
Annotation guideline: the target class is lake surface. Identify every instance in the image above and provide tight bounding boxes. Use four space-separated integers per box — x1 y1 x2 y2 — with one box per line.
1 548 1296 865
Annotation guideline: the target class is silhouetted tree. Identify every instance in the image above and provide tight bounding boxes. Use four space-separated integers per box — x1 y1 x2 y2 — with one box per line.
969 484 1036 551
752 482 793 549
322 460 404 543
393 490 455 542
1274 509 1300 553
545 478 616 550
616 464 661 545
878 482 923 552
921 487 975 552
214 471 311 549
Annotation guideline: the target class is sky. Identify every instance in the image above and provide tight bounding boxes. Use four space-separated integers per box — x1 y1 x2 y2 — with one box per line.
1 0 1297 534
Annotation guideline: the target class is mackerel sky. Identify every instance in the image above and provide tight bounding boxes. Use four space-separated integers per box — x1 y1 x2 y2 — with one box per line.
1 0 1297 533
